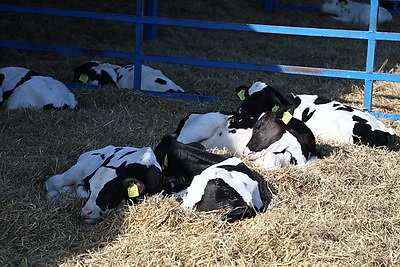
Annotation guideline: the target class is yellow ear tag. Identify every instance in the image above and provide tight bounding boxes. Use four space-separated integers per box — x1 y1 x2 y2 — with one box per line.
271 105 279 112
339 0 347 7
79 74 89 83
237 89 246 101
163 154 168 169
127 184 139 198
282 111 292 124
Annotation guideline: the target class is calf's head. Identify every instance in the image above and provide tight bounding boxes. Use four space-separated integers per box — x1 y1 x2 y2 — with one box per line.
73 61 118 87
236 82 298 116
81 163 161 224
244 107 319 163
245 111 288 154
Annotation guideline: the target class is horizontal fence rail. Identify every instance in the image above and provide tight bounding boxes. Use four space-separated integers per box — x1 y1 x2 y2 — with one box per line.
0 0 399 120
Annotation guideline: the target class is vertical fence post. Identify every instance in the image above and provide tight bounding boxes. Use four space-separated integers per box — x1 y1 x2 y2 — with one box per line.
264 0 276 13
134 0 144 90
363 0 379 111
144 0 157 40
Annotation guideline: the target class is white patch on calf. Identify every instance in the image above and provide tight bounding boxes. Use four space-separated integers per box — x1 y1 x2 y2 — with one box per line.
180 157 263 211
0 67 30 91
321 0 392 25
248 81 268 96
44 146 114 198
176 112 254 156
0 67 77 110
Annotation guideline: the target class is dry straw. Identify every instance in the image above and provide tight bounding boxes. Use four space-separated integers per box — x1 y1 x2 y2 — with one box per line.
1 0 400 266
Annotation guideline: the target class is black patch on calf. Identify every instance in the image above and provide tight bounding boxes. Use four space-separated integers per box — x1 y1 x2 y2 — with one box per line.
155 78 167 85
42 103 72 110
116 163 163 195
114 147 124 153
314 96 331 105
352 115 367 124
102 153 116 167
173 115 190 137
228 114 258 130
225 206 257 223
0 74 4 107
116 70 124 83
353 121 396 148
96 178 126 210
2 89 14 104
82 170 98 192
91 152 106 160
195 178 256 223
301 108 316 123
292 96 302 108
43 104 56 110
73 62 117 87
163 180 191 194
0 73 4 87
286 117 320 159
154 135 229 181
336 105 354 112
218 162 254 178
13 70 40 90
118 150 138 160
98 70 117 86
166 89 183 93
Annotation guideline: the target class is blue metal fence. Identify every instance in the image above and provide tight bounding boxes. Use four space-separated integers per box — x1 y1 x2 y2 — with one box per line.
0 0 399 120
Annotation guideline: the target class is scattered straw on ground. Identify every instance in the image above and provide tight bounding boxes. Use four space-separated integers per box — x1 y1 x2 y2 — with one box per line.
1 0 400 266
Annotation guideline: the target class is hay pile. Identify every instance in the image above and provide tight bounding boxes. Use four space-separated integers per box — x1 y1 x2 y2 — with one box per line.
1 0 400 265
1 88 400 266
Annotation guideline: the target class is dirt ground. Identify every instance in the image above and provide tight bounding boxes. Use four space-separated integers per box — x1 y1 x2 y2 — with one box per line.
1 0 400 266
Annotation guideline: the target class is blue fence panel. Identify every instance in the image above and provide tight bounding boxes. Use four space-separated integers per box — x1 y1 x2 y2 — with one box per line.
0 0 399 120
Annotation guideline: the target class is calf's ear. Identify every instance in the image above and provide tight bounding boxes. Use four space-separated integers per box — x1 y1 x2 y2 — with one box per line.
276 105 295 116
235 85 249 100
124 178 146 198
275 105 295 124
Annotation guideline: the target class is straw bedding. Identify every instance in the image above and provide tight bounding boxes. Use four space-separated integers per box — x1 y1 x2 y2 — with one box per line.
1 0 400 266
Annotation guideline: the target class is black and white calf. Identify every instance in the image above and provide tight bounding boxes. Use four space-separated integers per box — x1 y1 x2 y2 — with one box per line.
172 109 319 169
236 81 397 149
173 112 258 157
45 146 163 224
320 0 392 26
73 61 185 93
0 67 77 110
154 136 264 222
243 109 320 169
